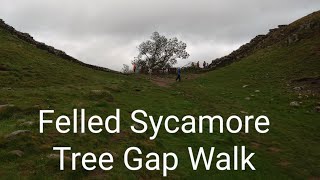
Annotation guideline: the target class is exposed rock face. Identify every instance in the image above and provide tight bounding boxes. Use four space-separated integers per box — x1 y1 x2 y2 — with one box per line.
209 11 320 70
0 19 119 74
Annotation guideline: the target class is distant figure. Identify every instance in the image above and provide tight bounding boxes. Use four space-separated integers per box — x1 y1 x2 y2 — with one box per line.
197 61 200 68
133 63 136 73
203 61 207 68
191 62 195 68
176 67 181 82
148 68 152 79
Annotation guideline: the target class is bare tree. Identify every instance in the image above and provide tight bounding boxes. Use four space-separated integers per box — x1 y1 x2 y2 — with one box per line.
133 32 189 70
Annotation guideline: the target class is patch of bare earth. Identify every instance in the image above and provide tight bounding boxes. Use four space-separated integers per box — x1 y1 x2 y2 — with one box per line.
268 146 282 153
308 176 320 180
150 73 202 87
292 77 320 95
250 142 261 149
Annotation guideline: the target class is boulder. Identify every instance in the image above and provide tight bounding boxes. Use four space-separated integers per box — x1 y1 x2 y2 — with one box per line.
293 86 303 91
9 150 24 157
288 34 299 44
290 101 300 107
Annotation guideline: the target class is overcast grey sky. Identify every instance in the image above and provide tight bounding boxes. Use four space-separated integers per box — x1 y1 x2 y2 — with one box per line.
1 0 319 70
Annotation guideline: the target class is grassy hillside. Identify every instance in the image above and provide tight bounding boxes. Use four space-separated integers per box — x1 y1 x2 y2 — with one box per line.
0 12 319 179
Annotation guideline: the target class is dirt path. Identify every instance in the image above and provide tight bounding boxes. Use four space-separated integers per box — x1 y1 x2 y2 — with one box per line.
150 73 203 87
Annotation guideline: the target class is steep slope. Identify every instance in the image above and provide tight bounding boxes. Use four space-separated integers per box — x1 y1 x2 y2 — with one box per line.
209 10 320 70
0 26 122 88
179 11 320 179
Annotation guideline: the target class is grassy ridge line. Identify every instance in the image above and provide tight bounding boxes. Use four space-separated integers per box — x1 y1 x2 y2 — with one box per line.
209 10 320 70
0 18 119 74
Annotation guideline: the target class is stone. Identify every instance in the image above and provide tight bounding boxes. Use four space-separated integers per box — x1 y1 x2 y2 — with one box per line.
315 106 320 112
9 150 24 157
19 121 34 127
242 85 249 88
133 123 143 130
245 97 251 100
293 86 303 91
288 34 299 44
5 130 31 139
290 101 300 107
255 90 260 93
0 104 15 111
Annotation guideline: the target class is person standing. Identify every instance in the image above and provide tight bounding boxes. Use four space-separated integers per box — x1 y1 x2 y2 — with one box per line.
133 63 136 73
176 67 181 82
148 68 152 79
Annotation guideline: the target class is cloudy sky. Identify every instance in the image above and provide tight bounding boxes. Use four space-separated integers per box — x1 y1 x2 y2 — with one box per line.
1 0 319 71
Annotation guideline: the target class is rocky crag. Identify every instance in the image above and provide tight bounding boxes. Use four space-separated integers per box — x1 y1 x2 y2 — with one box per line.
209 11 320 70
0 19 118 73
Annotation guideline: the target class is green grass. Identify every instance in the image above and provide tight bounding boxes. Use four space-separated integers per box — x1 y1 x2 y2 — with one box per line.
0 23 319 179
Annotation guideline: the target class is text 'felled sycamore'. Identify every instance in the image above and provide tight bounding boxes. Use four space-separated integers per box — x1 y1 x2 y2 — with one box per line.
40 109 270 139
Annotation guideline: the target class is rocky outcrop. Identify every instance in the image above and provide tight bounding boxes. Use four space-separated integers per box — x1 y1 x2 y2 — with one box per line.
209 11 320 70
0 19 119 73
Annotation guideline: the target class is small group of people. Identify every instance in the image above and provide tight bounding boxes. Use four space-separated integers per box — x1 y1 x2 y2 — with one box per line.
190 61 209 69
191 61 200 68
203 61 209 68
